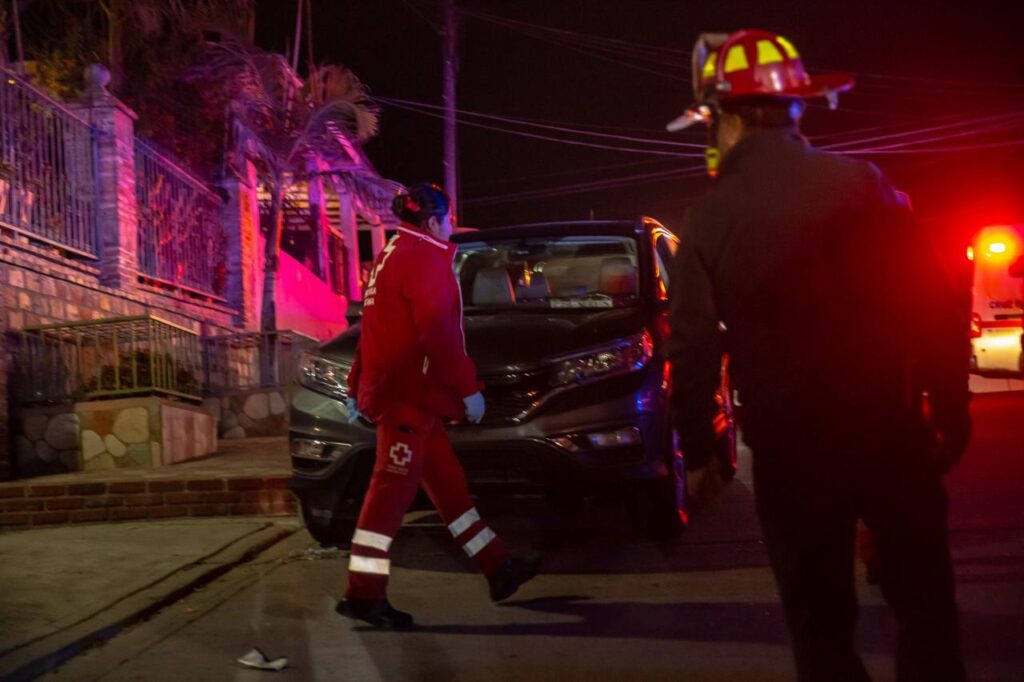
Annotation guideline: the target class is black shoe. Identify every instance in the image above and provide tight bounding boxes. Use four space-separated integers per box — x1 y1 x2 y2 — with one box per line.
488 554 541 603
336 597 415 630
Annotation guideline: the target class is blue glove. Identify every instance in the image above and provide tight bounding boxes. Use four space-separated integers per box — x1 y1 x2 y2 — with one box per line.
344 396 361 425
463 391 486 424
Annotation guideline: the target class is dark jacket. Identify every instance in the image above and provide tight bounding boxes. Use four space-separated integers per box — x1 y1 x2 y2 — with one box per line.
667 128 970 466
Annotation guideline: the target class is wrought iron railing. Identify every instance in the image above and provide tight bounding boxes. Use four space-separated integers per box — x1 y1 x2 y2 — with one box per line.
135 139 226 297
202 330 319 394
0 67 97 257
15 316 203 404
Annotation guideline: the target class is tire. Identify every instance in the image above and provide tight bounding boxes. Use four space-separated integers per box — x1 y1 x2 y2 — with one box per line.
630 429 687 539
299 452 373 548
714 424 738 481
714 361 738 481
300 498 357 548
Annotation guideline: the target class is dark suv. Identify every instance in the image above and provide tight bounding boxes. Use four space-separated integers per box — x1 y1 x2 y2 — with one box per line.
290 218 736 544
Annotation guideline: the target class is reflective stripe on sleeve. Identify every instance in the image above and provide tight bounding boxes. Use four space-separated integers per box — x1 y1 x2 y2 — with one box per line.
463 527 496 557
349 555 391 575
352 529 393 552
448 508 481 538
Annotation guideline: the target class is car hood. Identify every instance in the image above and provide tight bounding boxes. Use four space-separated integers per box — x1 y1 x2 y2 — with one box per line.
317 307 646 374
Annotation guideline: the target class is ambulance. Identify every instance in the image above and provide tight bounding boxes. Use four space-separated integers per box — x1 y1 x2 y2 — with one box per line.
969 224 1024 373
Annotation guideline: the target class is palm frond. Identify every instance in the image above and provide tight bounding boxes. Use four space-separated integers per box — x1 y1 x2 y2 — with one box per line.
306 64 379 141
331 172 404 219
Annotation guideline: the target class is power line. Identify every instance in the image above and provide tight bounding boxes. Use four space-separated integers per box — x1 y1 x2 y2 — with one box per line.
379 98 702 157
844 139 1024 154
824 111 1024 150
464 165 707 206
463 157 680 190
375 95 704 148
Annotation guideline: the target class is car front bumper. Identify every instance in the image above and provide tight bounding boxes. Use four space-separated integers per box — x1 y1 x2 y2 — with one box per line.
289 371 671 493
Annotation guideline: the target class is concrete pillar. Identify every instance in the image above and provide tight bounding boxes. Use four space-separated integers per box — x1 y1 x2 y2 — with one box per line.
370 219 386 258
337 192 362 301
219 161 261 330
71 64 139 290
306 161 332 281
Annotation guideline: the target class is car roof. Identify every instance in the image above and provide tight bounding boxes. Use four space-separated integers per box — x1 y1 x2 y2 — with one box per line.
451 219 663 243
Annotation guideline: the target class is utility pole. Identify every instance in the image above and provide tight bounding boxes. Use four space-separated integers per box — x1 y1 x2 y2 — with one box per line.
12 0 25 72
441 0 459 217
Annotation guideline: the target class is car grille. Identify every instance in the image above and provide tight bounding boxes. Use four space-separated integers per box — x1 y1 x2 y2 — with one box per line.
476 368 553 424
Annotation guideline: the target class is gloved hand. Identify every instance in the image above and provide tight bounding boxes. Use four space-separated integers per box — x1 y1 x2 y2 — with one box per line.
344 396 362 425
463 391 486 424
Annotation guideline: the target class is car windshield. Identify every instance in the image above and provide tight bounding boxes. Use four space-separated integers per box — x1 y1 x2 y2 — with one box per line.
455 235 640 311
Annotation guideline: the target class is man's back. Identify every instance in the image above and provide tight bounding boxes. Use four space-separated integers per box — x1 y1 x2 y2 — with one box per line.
675 128 933 443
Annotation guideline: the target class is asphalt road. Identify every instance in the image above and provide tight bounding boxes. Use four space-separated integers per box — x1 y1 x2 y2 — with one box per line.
47 393 1024 682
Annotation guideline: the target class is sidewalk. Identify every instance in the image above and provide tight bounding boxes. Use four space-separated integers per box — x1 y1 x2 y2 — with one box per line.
0 517 301 682
0 438 294 529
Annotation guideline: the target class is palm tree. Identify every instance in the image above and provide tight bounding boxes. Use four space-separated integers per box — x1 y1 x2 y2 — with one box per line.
97 0 254 89
190 35 381 335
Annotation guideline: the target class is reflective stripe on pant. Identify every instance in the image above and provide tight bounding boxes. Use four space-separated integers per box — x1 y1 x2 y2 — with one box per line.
347 403 509 600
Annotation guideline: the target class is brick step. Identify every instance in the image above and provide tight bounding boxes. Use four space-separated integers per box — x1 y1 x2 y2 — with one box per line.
0 476 297 528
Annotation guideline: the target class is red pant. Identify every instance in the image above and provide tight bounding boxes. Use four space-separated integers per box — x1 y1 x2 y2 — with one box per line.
346 403 509 600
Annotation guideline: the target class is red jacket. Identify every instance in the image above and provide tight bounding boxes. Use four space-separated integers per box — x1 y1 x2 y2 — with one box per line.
347 223 479 422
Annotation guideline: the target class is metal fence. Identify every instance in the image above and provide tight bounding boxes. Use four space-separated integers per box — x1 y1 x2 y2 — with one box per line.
202 331 319 394
15 316 203 404
135 140 226 297
0 67 97 257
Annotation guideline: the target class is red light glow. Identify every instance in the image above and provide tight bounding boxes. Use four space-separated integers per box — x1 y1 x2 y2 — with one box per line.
975 226 1021 263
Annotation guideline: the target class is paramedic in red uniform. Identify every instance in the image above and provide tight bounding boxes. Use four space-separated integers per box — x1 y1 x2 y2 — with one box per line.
336 182 539 630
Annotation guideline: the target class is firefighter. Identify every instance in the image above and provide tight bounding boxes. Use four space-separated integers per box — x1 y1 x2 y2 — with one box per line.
338 182 539 630
665 30 971 681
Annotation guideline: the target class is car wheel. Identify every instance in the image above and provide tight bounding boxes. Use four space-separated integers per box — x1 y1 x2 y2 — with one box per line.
298 453 374 548
300 498 357 548
630 429 687 539
714 362 738 481
714 420 738 481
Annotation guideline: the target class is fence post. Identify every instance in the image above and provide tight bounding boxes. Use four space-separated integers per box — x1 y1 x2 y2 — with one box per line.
219 160 261 330
71 64 139 289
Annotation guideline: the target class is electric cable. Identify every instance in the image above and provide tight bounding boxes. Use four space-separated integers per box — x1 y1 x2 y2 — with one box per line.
375 95 704 148
379 98 701 157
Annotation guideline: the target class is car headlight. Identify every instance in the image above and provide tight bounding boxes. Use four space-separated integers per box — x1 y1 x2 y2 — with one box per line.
298 353 350 401
552 331 653 387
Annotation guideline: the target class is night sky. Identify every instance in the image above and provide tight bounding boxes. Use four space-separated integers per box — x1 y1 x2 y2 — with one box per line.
256 0 1024 245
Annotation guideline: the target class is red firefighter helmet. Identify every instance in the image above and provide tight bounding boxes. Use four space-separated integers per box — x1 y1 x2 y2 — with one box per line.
667 30 854 131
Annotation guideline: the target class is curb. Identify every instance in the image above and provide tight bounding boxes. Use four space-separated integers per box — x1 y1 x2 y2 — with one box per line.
0 522 299 682
0 477 297 530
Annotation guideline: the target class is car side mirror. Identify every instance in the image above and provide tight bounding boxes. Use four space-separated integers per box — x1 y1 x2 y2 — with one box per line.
346 301 364 326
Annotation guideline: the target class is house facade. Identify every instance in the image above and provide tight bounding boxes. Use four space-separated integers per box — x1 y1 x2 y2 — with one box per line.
0 65 394 480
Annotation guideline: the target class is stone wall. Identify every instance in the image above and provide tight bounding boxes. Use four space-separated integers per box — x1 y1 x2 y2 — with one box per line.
203 388 289 439
13 396 216 474
0 240 239 479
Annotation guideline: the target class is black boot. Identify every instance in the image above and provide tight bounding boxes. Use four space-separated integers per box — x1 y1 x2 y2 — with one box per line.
488 554 541 602
336 597 415 630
